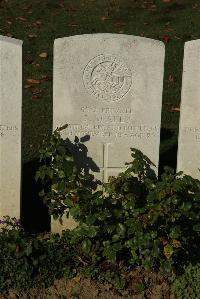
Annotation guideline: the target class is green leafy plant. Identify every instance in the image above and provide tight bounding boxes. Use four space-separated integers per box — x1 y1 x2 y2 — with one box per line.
0 216 76 293
171 263 200 299
0 130 200 294
36 130 200 276
35 129 99 222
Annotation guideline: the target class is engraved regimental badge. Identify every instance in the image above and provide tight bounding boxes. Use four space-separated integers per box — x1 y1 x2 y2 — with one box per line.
83 54 132 102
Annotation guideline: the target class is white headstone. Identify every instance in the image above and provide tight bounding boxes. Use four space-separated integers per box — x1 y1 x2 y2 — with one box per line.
0 36 22 220
53 34 165 232
177 40 200 178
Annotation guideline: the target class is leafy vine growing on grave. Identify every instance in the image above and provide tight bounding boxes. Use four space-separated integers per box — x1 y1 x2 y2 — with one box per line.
35 128 200 275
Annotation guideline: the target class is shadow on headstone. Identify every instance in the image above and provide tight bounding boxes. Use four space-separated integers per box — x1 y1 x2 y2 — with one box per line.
65 135 101 189
21 159 50 233
144 162 157 181
21 135 101 233
66 135 99 173
158 128 178 178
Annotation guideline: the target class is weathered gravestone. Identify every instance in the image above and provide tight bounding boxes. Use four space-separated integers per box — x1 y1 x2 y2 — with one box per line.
53 34 165 232
0 36 22 221
177 40 200 178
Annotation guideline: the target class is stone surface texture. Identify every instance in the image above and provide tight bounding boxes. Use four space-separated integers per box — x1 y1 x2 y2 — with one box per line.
53 34 165 232
0 36 22 219
177 40 200 179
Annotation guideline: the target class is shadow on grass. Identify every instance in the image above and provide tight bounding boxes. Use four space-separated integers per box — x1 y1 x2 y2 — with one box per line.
162 2 189 13
21 159 50 233
158 128 178 178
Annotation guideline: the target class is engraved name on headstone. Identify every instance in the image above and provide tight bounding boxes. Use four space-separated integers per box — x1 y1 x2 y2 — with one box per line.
53 34 165 232
0 36 22 220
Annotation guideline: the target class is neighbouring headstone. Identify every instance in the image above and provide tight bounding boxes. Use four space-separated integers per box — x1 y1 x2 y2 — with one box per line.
0 36 22 221
177 40 200 178
53 33 165 232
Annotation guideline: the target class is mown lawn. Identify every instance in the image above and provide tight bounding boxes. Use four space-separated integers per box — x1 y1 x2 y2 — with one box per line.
0 0 199 230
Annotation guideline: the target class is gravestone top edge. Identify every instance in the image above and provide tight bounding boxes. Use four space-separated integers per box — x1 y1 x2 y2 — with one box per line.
183 39 200 53
184 39 200 46
54 33 164 48
0 35 23 45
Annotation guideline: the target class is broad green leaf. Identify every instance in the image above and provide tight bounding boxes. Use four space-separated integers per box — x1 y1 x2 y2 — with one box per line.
81 239 92 255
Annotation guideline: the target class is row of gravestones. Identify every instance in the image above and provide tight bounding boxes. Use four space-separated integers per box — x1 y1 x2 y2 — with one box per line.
0 34 199 233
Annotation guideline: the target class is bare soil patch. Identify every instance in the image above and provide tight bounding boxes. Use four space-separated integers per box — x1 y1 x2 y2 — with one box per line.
0 268 177 299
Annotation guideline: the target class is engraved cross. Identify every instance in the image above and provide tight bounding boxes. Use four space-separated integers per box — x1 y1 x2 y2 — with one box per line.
101 143 125 182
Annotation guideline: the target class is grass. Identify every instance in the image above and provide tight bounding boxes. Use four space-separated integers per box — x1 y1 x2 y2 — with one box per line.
0 0 199 230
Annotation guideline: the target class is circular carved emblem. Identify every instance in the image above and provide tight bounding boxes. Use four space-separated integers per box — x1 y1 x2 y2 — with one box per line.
83 54 132 102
